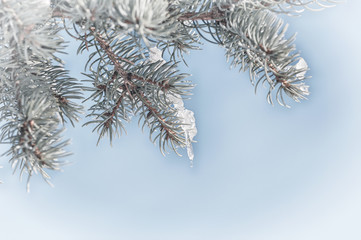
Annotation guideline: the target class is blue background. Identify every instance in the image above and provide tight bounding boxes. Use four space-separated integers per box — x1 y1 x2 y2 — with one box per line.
1 2 361 239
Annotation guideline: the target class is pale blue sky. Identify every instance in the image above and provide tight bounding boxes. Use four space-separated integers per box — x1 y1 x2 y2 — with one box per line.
1 2 361 240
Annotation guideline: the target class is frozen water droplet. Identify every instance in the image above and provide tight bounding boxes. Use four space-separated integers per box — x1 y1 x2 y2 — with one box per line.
295 57 308 78
167 93 184 109
148 47 165 64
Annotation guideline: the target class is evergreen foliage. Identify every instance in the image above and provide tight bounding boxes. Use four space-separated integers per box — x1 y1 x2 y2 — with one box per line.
0 0 337 190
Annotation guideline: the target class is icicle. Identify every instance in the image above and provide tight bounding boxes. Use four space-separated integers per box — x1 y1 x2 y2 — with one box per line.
147 47 197 164
169 95 197 164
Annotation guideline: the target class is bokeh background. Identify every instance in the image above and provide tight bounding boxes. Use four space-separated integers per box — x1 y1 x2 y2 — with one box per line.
1 2 361 240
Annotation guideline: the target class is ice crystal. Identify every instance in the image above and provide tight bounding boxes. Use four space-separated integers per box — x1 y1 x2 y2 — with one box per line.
148 47 197 162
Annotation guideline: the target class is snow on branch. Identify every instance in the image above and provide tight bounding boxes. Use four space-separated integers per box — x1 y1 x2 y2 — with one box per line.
0 0 338 189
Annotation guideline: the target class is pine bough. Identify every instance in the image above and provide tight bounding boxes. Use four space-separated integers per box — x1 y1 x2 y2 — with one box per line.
0 0 337 190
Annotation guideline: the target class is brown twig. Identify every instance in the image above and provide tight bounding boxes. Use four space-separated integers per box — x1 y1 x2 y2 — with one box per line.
19 120 43 161
103 89 127 128
138 92 180 142
89 27 169 90
178 7 225 21
89 28 177 137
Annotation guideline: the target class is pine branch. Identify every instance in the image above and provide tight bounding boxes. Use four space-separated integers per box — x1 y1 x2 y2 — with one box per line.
0 0 81 190
82 26 191 150
0 0 339 189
